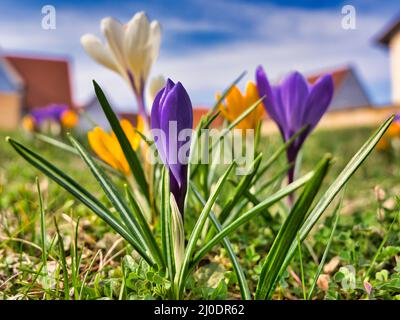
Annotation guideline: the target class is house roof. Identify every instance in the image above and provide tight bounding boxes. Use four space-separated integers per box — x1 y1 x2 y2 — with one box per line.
306 66 350 90
4 54 75 109
306 65 371 108
376 15 400 46
112 108 223 128
193 107 223 127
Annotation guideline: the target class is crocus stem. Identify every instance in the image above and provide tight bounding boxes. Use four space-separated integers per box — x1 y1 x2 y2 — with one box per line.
288 168 295 206
127 71 148 122
135 91 148 122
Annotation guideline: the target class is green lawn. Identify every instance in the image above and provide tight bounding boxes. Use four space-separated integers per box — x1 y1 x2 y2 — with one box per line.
0 126 399 300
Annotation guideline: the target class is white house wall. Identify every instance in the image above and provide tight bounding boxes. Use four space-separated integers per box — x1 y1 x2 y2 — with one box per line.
329 72 371 110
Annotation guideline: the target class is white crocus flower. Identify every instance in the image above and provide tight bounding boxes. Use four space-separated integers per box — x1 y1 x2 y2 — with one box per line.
80 11 161 118
146 75 166 113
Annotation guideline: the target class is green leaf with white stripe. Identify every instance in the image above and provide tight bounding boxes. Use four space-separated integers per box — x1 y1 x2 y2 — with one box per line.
177 161 236 299
255 155 332 300
6 137 151 265
93 80 149 202
190 182 251 300
276 115 395 289
68 134 158 266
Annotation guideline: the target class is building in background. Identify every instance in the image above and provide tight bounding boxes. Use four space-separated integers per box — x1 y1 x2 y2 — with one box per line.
0 53 75 130
78 94 111 132
306 65 371 111
377 15 400 105
0 57 23 130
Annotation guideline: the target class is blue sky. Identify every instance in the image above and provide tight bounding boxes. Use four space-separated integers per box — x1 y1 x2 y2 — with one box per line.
0 0 398 111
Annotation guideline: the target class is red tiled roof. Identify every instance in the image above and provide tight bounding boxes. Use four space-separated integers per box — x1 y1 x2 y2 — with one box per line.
117 108 223 128
193 108 223 128
307 67 350 90
4 55 74 109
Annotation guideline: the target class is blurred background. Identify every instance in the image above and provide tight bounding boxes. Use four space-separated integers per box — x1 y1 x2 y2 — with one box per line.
0 0 399 133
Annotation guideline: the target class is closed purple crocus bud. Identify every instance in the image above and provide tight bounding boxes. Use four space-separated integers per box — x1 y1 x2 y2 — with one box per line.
151 79 193 215
256 66 334 185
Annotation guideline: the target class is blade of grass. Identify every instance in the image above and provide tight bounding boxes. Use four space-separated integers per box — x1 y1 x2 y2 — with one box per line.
37 177 47 269
254 163 293 195
204 153 263 243
364 209 399 281
190 182 251 300
255 155 332 300
190 170 315 271
160 167 175 287
35 133 78 155
219 153 263 223
125 184 164 269
177 161 236 299
54 218 70 300
255 125 308 181
7 137 153 266
297 233 306 300
68 134 159 266
93 80 149 201
190 96 265 179
35 132 124 177
307 200 341 299
79 250 101 299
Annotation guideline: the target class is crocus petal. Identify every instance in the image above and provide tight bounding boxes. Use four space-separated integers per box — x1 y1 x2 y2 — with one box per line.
151 79 193 215
226 86 245 120
124 11 150 84
82 12 162 119
120 119 141 151
146 75 165 113
80 34 119 73
159 82 193 187
101 17 126 73
88 128 121 170
151 86 167 165
303 74 334 129
280 71 309 132
256 66 284 128
22 115 35 131
270 86 288 139
244 81 264 128
142 20 161 81
149 21 161 62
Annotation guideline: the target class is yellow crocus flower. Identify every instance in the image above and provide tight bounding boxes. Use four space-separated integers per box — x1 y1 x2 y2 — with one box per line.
22 115 35 132
217 81 265 130
377 120 400 151
88 116 143 174
61 110 79 128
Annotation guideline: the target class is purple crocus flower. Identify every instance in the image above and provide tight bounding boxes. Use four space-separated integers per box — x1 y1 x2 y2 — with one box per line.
30 104 70 125
256 66 334 184
23 104 78 132
151 79 193 215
